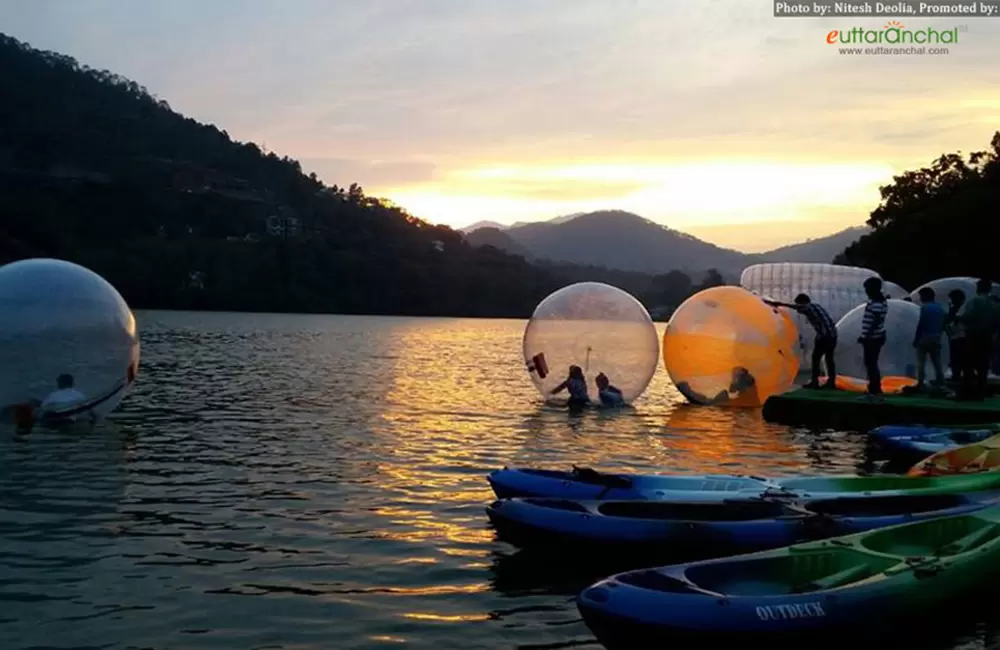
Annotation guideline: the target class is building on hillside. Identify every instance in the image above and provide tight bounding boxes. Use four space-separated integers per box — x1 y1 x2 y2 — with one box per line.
265 213 300 238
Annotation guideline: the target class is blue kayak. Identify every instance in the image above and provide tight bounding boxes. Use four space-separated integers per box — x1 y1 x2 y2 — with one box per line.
870 422 1000 442
871 427 997 456
486 466 1000 502
577 504 1000 644
485 492 996 552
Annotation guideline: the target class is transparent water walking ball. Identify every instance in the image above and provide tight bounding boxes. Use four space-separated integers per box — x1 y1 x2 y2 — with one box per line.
523 282 659 405
0 259 140 426
663 286 798 407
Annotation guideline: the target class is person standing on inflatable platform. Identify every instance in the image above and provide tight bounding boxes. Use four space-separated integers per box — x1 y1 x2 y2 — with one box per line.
912 287 946 391
858 277 888 401
765 294 838 390
945 289 967 384
955 278 997 400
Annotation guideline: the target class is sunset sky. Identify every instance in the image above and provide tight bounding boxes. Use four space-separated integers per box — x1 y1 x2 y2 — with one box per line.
2 0 998 251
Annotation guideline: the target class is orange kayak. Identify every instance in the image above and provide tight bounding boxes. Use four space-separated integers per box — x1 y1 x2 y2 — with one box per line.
908 433 1000 476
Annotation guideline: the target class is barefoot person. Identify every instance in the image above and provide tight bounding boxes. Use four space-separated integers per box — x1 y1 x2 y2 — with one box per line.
765 294 837 389
858 278 888 400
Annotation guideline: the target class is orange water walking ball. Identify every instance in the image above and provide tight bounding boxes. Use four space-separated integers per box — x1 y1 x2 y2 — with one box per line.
663 286 798 407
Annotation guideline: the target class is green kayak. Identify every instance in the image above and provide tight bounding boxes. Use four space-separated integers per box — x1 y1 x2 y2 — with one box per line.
774 471 1000 497
578 503 1000 644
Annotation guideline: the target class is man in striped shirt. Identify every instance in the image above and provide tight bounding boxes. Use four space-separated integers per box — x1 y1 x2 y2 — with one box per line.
858 277 888 398
766 294 838 389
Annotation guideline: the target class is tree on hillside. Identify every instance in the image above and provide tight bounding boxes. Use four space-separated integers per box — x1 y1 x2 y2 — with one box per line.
835 132 1000 288
696 268 726 290
650 270 694 306
0 32 561 316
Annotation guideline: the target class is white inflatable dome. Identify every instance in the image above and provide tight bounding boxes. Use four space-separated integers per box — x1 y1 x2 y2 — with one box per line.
740 263 881 372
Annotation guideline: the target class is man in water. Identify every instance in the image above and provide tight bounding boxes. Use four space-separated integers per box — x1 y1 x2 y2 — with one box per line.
858 277 888 401
912 286 946 390
595 372 625 407
765 294 837 389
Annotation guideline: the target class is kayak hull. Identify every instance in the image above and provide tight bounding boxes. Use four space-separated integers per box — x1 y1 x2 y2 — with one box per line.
486 467 779 501
486 497 801 552
486 493 996 552
577 505 1000 641
487 466 1000 502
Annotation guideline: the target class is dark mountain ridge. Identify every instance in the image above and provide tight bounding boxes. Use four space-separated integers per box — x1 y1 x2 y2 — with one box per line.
0 32 558 316
497 209 750 278
0 32 717 318
460 211 870 278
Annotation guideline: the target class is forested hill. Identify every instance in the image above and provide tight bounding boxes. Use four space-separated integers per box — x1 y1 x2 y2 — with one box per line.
0 33 567 316
836 133 1000 288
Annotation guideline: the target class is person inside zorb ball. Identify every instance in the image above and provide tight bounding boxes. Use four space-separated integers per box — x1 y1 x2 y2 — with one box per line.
523 282 660 409
0 258 140 432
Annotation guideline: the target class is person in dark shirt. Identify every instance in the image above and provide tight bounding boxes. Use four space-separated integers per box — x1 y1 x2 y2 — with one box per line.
912 286 946 390
765 294 837 389
945 289 967 384
858 277 888 399
956 279 997 400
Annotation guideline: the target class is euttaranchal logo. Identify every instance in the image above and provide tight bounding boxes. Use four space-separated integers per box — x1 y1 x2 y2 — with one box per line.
826 20 961 43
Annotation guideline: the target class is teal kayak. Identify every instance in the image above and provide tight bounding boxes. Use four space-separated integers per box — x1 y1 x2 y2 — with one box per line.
488 466 1000 501
578 504 1000 645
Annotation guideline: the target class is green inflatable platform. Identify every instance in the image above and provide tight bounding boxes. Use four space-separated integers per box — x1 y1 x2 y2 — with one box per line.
762 388 1000 431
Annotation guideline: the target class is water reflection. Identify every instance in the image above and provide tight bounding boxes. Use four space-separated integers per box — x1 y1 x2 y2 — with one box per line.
0 311 993 650
0 420 130 640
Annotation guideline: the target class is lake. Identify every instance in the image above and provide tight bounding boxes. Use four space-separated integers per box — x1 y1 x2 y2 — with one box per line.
1 311 997 649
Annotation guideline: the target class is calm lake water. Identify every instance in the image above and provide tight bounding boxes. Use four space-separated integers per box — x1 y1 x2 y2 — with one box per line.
1 311 998 649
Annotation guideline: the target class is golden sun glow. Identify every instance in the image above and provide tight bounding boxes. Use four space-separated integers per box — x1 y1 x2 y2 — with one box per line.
383 160 895 240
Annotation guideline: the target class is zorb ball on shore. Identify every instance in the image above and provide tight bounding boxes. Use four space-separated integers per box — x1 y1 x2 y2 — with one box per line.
663 286 798 407
0 259 140 425
523 282 659 404
834 298 946 380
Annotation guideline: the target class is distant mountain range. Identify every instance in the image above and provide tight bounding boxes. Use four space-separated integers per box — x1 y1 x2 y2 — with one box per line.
461 211 870 280
755 225 871 263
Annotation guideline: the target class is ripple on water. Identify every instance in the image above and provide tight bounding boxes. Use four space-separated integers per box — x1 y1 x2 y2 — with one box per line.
0 312 991 649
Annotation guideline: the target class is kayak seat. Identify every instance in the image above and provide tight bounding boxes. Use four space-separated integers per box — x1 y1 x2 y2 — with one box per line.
806 494 964 517
597 499 786 521
523 498 590 513
952 431 988 444
571 466 632 489
617 570 712 595
791 563 873 593
936 523 999 556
